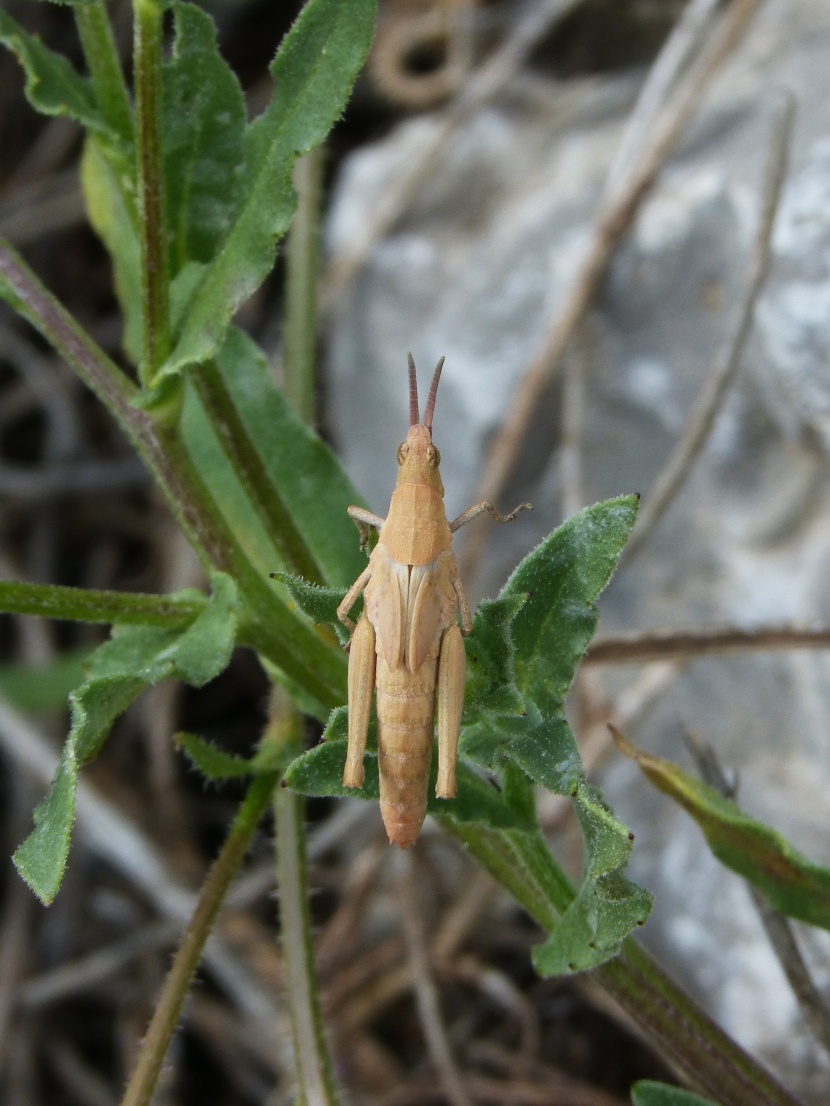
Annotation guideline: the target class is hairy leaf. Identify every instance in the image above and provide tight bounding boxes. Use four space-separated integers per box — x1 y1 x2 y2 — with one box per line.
463 705 651 971
631 1082 718 1106
504 495 638 711
162 0 376 375
178 732 284 781
215 328 368 587
13 573 239 903
277 574 350 643
162 2 247 275
613 729 830 932
0 650 88 712
463 594 526 719
285 739 533 833
0 9 107 132
81 139 142 362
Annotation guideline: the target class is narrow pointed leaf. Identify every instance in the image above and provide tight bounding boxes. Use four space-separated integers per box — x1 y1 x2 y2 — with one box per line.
162 0 376 375
614 729 830 932
162 2 246 275
631 1082 719 1106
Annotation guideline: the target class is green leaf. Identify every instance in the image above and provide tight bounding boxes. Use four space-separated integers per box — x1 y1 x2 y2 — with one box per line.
0 649 88 712
613 729 830 932
178 731 284 781
214 327 368 587
631 1082 719 1106
13 573 239 904
462 706 651 971
285 739 533 833
504 495 638 711
161 0 376 375
533 868 652 975
277 573 350 643
0 9 108 132
81 138 142 363
463 594 526 719
162 2 246 275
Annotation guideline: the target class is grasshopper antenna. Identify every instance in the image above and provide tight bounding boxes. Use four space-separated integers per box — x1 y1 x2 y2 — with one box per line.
423 356 445 432
407 352 420 426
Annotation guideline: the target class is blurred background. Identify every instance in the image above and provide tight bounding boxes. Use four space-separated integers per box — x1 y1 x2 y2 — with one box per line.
0 0 829 1103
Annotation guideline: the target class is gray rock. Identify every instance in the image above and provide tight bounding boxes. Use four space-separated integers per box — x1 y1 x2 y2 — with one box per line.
325 1 830 1093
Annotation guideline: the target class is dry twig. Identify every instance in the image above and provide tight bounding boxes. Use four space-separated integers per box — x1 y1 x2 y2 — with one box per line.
585 624 830 665
467 0 762 578
624 90 795 562
321 0 587 311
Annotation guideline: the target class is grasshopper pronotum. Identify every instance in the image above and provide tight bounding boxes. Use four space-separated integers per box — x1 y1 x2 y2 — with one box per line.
337 355 530 847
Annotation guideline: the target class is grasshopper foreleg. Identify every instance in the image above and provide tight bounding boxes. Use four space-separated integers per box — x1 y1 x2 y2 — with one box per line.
337 565 372 634
347 506 386 551
449 499 531 533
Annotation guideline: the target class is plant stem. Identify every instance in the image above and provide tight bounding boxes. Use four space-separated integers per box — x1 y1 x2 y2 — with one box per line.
273 160 340 1102
75 0 134 144
133 0 170 380
450 822 805 1106
120 770 278 1106
0 579 203 627
192 361 325 584
271 695 340 1106
0 242 347 711
284 148 324 426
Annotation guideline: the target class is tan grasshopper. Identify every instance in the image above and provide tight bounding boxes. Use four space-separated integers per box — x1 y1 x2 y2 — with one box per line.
336 355 530 847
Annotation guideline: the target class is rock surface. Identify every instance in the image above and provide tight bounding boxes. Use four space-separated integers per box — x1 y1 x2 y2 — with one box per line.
325 1 830 1095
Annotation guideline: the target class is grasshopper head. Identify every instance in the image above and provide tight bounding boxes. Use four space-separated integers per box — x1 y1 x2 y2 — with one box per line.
396 355 444 492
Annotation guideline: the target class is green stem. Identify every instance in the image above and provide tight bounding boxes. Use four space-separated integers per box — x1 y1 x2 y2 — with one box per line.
271 699 339 1106
192 362 325 584
0 579 203 626
0 242 347 711
75 0 134 144
120 771 278 1106
284 148 324 426
133 0 170 380
450 822 804 1106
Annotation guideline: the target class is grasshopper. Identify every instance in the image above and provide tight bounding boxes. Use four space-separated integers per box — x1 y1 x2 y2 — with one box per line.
337 355 530 847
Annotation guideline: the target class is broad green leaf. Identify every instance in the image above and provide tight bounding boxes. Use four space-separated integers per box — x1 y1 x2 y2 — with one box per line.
463 706 651 971
162 2 246 275
463 594 526 719
180 373 285 579
214 328 368 587
285 739 533 833
161 0 376 376
0 649 88 712
631 1082 718 1106
13 573 239 904
458 500 650 973
613 729 830 932
0 10 107 132
532 869 652 975
504 495 638 711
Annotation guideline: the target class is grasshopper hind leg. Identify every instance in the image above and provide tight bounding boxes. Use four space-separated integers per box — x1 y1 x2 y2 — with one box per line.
344 614 375 788
436 624 465 798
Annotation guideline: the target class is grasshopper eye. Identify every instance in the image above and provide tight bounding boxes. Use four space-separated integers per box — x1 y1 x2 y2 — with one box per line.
427 444 440 467
397 443 408 464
